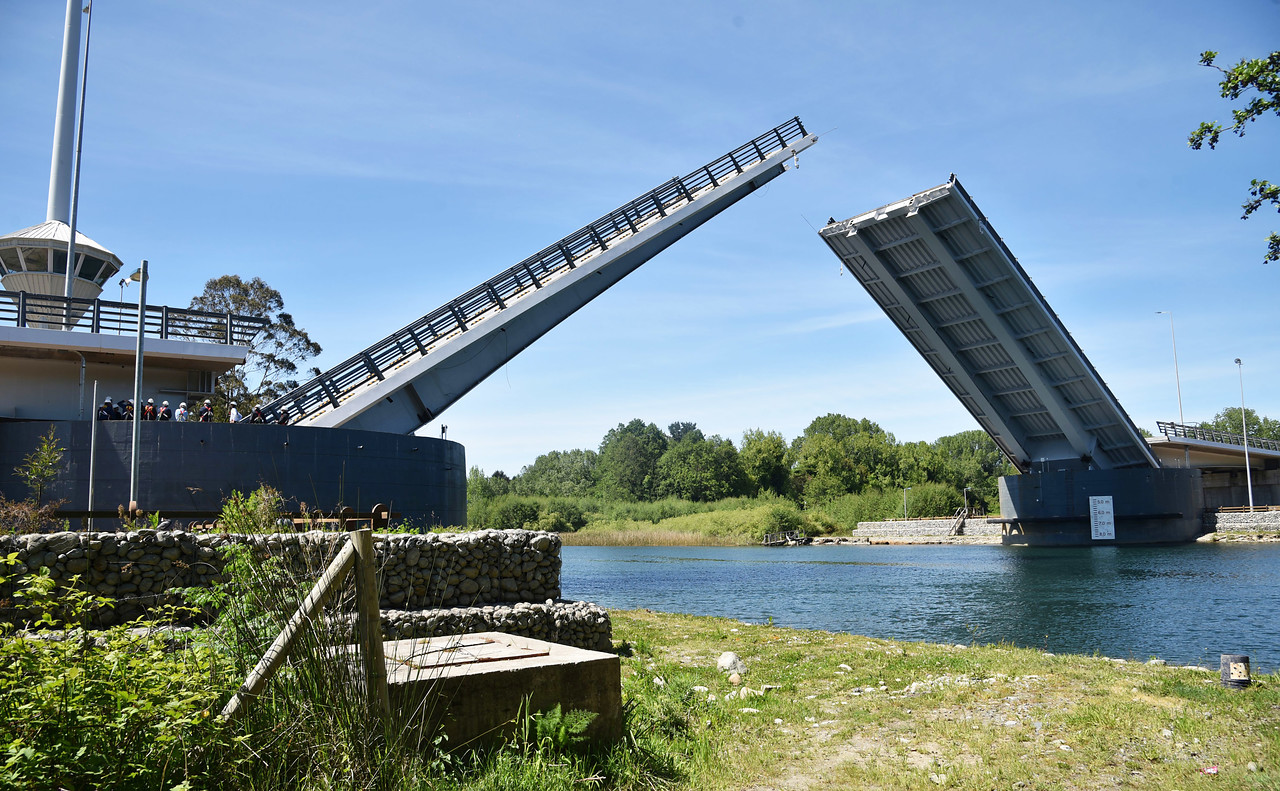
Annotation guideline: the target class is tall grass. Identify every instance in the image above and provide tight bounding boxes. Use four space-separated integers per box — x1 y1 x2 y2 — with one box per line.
813 482 964 530
566 499 827 546
189 495 453 789
197 489 697 790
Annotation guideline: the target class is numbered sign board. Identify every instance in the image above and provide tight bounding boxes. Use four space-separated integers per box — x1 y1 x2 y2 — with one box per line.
1089 496 1116 540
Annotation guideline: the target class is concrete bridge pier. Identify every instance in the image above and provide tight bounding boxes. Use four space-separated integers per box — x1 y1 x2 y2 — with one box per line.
996 467 1205 546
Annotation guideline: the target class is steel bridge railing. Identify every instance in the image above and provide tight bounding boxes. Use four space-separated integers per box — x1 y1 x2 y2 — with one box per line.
0 289 268 346
262 117 810 425
1157 420 1280 453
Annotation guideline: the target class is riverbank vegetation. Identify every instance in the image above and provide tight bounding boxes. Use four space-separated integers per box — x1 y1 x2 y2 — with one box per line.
467 413 1015 542
466 407 1280 543
3 561 1276 791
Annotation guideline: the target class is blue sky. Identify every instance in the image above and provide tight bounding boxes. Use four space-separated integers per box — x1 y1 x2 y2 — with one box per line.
3 1 1277 475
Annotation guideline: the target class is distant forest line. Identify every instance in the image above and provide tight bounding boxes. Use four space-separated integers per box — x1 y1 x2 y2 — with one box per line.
466 407 1277 536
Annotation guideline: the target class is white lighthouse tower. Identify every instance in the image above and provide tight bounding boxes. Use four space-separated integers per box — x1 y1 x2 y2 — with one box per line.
0 0 122 301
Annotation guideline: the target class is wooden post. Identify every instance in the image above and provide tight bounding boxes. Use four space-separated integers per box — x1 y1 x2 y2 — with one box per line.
350 528 390 722
220 539 357 721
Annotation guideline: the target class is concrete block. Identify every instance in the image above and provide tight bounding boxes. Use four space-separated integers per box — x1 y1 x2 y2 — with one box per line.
384 632 621 749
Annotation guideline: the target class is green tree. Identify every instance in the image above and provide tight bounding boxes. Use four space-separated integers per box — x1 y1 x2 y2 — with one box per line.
797 413 889 446
1202 406 1280 441
931 429 1016 509
596 419 668 501
897 440 944 487
1189 50 1280 263
512 449 598 497
787 415 903 503
740 429 791 496
467 466 511 502
656 434 748 502
190 275 323 410
12 426 63 505
789 432 857 504
667 421 702 443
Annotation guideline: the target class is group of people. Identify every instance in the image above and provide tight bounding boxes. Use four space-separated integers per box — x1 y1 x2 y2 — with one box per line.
96 397 291 425
229 401 292 425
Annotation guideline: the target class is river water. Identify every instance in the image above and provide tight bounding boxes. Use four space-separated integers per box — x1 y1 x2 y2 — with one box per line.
561 543 1280 671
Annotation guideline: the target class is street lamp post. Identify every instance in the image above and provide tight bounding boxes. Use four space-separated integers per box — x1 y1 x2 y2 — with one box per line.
963 486 972 514
903 487 912 519
1155 311 1185 425
1234 358 1255 511
1156 311 1189 467
128 261 147 510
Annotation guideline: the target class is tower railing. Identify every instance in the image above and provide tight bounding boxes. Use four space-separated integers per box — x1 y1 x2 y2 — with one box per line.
262 117 810 425
0 289 268 346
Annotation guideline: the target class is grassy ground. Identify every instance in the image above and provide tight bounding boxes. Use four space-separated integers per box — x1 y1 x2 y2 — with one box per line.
608 609 1280 791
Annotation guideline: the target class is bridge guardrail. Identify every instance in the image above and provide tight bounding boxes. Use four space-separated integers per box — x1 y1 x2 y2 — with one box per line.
1156 421 1280 453
261 117 811 425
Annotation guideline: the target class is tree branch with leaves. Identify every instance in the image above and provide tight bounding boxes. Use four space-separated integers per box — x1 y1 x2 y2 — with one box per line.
1189 50 1280 263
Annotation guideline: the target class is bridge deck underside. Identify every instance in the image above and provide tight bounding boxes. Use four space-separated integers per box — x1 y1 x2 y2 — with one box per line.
820 179 1156 472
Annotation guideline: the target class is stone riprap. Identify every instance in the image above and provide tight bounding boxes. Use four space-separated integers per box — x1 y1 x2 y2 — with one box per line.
0 529 611 650
851 518 1004 539
1205 510 1280 534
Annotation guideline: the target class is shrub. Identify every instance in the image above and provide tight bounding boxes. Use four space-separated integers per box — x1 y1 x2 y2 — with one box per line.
218 485 288 534
762 501 802 534
0 555 234 790
488 497 542 531
903 482 964 518
817 489 903 528
0 497 64 536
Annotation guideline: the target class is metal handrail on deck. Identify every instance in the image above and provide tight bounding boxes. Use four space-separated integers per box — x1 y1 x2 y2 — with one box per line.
1156 421 1280 453
0 289 268 346
260 117 811 426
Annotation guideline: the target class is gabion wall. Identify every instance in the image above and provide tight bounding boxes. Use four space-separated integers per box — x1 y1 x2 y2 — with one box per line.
0 528 611 650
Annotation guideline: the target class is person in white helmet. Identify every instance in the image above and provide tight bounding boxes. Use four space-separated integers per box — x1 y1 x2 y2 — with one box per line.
175 402 188 422
142 398 158 421
157 400 173 421
198 399 214 423
97 398 114 421
228 401 241 423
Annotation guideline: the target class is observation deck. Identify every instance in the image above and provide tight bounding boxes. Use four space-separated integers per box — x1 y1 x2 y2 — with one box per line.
0 289 266 420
